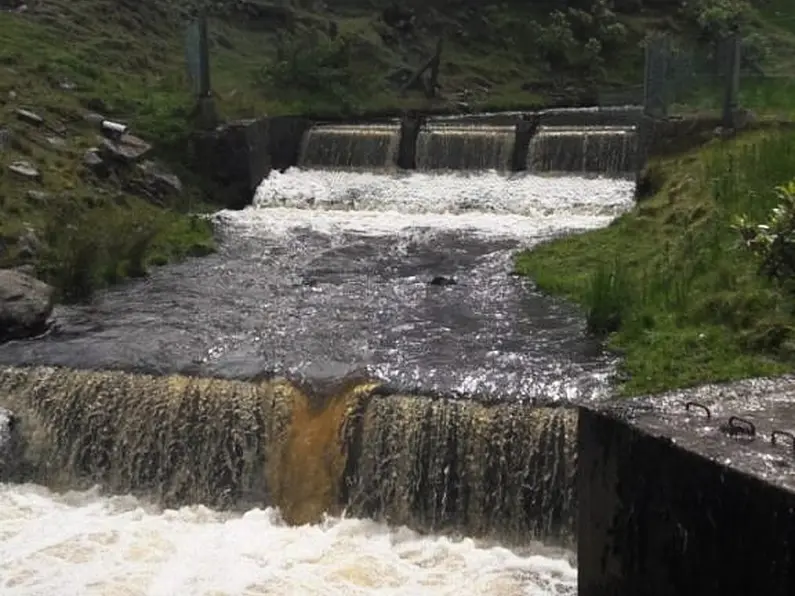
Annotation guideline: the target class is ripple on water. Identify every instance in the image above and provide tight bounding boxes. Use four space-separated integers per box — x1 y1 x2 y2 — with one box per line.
0 484 577 596
0 169 634 402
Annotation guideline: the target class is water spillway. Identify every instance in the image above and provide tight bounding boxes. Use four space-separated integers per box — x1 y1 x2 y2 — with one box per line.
298 123 401 170
415 124 516 171
527 125 639 176
0 110 640 593
0 365 576 545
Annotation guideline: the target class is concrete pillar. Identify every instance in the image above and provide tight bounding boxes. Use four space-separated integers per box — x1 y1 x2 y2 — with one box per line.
397 112 423 170
512 115 540 172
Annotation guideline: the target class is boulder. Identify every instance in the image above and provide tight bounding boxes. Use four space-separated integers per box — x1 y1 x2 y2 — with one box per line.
137 160 183 196
8 160 41 180
99 134 151 163
14 107 43 126
83 147 109 177
0 269 54 342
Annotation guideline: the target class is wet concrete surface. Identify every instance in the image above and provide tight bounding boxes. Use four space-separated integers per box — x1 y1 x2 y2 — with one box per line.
598 376 795 492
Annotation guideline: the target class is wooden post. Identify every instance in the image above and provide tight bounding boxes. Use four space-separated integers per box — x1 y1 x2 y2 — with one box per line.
722 31 741 129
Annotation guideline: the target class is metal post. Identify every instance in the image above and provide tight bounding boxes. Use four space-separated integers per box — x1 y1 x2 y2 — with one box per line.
197 12 211 98
643 36 668 119
722 31 741 129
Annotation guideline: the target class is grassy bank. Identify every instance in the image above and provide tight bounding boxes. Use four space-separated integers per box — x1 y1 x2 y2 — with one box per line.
515 129 795 395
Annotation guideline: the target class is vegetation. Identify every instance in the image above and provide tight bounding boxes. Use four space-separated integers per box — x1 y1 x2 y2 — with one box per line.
515 129 795 396
2 0 795 304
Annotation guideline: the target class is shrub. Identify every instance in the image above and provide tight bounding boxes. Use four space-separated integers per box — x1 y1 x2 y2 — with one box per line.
535 1 627 77
259 31 379 114
733 180 795 281
683 0 752 40
36 204 163 302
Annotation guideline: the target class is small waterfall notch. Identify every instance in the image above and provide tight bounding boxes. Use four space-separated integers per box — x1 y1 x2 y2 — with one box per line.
0 365 577 547
415 124 517 171
527 125 639 176
298 123 401 170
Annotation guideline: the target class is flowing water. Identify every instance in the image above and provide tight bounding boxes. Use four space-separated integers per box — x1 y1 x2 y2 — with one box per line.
0 156 636 594
299 124 401 170
416 125 516 171
528 125 638 175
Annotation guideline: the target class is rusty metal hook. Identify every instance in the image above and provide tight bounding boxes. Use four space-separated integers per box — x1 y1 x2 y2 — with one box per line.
771 430 795 453
722 416 756 438
684 401 711 419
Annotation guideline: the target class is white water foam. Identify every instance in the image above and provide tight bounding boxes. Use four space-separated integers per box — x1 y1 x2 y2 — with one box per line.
215 168 635 239
0 484 577 596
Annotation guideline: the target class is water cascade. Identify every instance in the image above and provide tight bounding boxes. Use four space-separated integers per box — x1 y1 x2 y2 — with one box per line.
0 117 640 592
415 124 516 171
298 124 401 170
527 125 638 176
0 365 577 547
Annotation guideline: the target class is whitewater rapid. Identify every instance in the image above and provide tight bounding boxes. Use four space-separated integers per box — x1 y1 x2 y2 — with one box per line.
1 485 577 595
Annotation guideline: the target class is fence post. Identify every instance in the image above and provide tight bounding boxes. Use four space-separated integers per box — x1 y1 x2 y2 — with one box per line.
185 11 217 130
643 36 668 119
722 31 741 129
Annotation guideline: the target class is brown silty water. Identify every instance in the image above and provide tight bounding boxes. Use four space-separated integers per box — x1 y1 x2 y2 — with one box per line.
527 125 639 175
299 124 402 169
0 365 577 547
415 124 517 171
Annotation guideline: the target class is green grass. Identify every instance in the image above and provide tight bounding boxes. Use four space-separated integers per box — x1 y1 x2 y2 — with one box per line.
515 129 795 396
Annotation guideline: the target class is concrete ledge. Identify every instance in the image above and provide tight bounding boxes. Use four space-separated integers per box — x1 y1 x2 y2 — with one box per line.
577 398 795 596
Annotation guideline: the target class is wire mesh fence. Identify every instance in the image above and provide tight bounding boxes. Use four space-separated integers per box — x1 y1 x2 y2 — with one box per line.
641 32 795 120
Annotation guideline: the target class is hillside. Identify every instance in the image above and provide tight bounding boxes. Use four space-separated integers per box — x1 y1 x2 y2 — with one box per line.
1 0 795 303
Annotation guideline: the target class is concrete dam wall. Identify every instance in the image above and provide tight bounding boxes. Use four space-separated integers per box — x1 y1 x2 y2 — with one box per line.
2 366 795 594
193 106 652 208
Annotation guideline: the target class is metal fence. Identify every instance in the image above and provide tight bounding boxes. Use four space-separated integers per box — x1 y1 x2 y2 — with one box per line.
642 32 795 122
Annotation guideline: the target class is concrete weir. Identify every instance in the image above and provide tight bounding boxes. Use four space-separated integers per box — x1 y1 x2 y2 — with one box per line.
193 106 649 207
3 365 795 591
578 381 795 596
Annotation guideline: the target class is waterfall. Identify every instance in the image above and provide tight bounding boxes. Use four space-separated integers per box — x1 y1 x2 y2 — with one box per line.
528 125 638 176
415 124 516 171
298 124 401 170
0 365 577 547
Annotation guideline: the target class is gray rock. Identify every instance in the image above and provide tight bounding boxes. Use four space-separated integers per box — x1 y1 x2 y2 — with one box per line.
83 148 107 175
0 127 9 151
14 107 43 126
16 226 41 260
25 190 49 203
0 268 54 342
83 111 105 127
137 160 183 197
8 160 40 180
13 264 36 277
46 135 66 147
99 134 151 163
0 407 22 482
